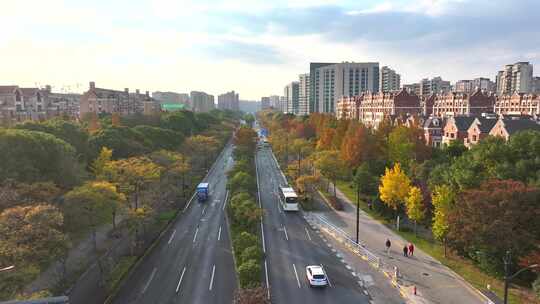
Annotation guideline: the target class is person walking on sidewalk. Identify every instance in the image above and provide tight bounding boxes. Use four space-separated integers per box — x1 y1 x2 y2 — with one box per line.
403 245 409 257
408 243 415 256
385 239 391 254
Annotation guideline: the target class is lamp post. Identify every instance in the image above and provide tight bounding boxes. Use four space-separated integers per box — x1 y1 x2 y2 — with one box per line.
0 265 14 272
503 250 539 304
356 183 360 244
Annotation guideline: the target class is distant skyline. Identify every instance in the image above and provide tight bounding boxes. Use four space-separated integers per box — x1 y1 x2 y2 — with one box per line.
1 0 539 100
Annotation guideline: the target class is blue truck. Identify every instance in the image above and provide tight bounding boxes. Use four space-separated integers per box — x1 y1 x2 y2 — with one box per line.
196 183 210 202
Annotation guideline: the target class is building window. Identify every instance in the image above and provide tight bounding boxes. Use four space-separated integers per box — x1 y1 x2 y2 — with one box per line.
472 135 477 142
450 133 455 139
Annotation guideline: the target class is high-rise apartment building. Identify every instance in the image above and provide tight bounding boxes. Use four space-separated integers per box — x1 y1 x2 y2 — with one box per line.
260 97 270 110
309 62 335 113
284 82 300 114
269 95 280 109
298 74 310 116
532 77 540 94
454 80 474 93
496 62 533 94
420 77 451 95
279 96 287 113
152 91 190 106
190 91 215 113
472 77 496 93
312 62 379 113
217 91 239 111
379 66 401 92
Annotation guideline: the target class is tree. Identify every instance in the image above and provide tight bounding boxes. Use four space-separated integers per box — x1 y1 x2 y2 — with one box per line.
126 205 154 252
534 276 540 300
238 259 261 288
340 122 372 168
316 127 336 151
447 180 540 275
88 126 152 159
290 139 313 178
228 172 256 195
354 163 378 198
431 184 455 257
234 287 270 304
106 156 161 209
405 186 425 236
0 129 83 187
379 163 411 228
90 147 113 180
183 135 220 171
313 150 348 198
0 204 68 267
0 181 61 211
133 125 184 151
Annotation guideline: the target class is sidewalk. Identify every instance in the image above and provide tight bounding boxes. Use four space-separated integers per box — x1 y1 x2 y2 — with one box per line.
311 186 488 304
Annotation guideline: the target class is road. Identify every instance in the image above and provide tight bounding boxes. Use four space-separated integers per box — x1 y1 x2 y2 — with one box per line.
256 144 373 304
112 142 237 304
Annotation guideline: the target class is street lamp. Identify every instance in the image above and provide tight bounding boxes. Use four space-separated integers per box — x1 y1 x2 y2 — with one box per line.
356 183 360 244
0 265 14 272
503 251 539 304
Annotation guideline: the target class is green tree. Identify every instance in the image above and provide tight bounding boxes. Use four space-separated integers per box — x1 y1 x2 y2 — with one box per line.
0 129 83 187
90 147 113 180
314 150 348 198
133 125 184 151
228 172 256 195
238 259 261 288
431 184 455 257
88 126 152 159
379 163 411 228
183 135 220 171
405 186 425 236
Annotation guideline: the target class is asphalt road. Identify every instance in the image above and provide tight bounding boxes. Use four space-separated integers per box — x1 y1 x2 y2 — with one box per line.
112 142 237 304
256 144 372 304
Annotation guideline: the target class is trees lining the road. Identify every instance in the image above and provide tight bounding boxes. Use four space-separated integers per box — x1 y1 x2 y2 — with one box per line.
0 110 240 300
258 110 540 300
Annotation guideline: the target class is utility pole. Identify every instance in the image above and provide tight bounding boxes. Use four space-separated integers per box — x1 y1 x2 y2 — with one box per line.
503 250 539 304
356 183 360 244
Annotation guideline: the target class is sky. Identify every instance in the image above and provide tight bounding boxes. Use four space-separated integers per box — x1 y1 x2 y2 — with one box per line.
1 0 539 100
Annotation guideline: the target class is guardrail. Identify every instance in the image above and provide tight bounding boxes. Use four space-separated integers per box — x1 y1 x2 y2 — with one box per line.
303 212 400 281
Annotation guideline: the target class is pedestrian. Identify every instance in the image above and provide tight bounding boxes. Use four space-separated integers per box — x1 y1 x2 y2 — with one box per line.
385 239 391 254
408 243 415 256
403 245 408 257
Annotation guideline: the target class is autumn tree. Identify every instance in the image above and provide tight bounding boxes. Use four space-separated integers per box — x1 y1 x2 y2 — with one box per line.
447 180 540 275
405 186 425 236
316 127 336 151
431 184 455 257
106 156 161 209
379 163 411 228
340 122 374 168
290 139 313 178
183 135 220 171
90 147 113 180
314 150 348 198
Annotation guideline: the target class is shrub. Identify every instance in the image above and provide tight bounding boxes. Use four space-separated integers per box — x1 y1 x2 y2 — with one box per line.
533 276 540 299
233 232 258 254
240 246 263 265
238 259 261 288
229 196 261 232
327 196 343 210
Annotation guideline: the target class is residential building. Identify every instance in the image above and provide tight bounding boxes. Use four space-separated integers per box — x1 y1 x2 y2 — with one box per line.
423 117 445 148
261 97 270 110
356 89 420 128
191 91 215 113
465 116 498 148
298 74 310 115
489 116 540 140
496 62 534 94
472 77 496 93
403 83 421 96
312 62 379 113
217 91 239 111
43 86 81 119
152 91 190 107
494 93 539 116
532 77 540 94
284 82 300 114
269 95 281 109
239 100 260 113
432 89 495 117
79 82 153 117
379 66 401 92
335 96 361 120
454 80 474 93
309 62 335 113
442 116 476 145
420 77 451 95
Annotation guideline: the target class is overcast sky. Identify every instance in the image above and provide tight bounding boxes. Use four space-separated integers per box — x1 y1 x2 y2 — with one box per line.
1 0 539 100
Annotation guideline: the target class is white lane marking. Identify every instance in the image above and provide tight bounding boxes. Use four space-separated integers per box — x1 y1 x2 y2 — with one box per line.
193 227 199 243
142 267 157 294
283 225 289 241
175 266 186 293
264 260 270 299
292 264 301 288
218 226 222 241
321 264 333 288
261 221 266 253
168 229 176 245
209 265 216 291
222 190 229 211
305 227 312 241
202 206 207 215
183 193 197 213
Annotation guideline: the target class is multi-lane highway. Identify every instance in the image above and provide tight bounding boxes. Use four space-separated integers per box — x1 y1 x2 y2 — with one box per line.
256 143 373 303
112 142 237 304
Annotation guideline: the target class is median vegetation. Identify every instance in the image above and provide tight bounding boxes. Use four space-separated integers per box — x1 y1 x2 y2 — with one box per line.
226 123 268 301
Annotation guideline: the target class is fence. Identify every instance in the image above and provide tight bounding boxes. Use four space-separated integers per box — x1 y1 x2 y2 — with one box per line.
303 212 400 282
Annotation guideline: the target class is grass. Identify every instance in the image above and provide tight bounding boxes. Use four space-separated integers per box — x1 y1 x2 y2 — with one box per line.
106 256 137 293
336 179 535 304
157 210 177 222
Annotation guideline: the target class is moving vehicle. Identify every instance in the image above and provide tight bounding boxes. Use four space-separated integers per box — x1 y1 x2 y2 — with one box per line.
306 265 328 287
196 183 210 202
278 186 299 211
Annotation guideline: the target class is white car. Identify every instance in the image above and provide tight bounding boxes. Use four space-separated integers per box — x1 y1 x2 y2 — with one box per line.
306 265 328 287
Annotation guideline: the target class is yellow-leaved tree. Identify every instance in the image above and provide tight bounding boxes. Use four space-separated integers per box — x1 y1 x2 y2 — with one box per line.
405 186 425 236
379 163 411 229
431 184 455 257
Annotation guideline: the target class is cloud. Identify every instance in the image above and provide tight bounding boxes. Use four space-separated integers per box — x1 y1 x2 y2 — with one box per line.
202 40 286 64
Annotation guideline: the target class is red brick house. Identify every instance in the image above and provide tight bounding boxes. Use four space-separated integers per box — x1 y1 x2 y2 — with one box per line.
465 117 498 148
423 117 445 147
432 89 495 117
489 117 540 141
442 116 476 145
